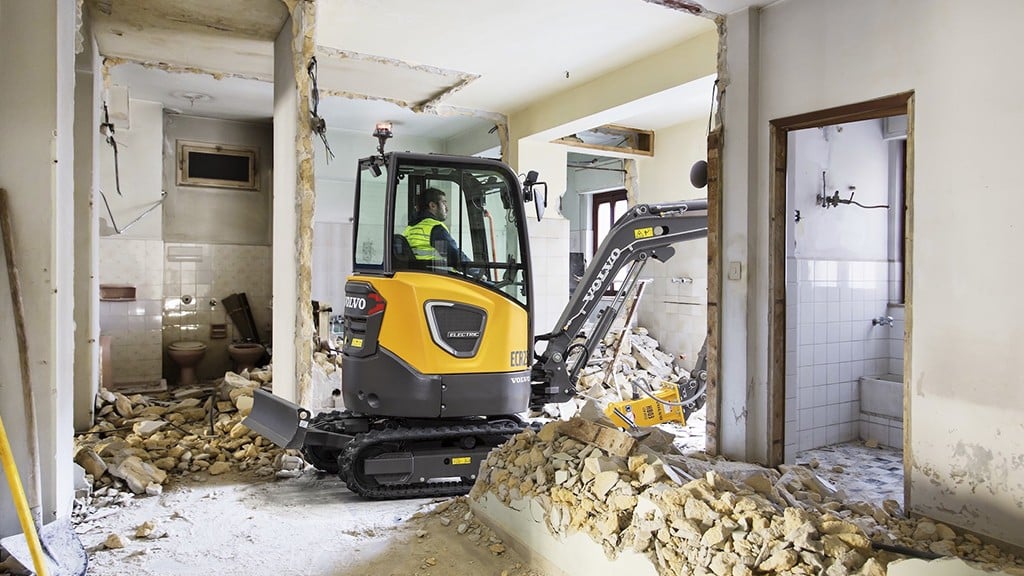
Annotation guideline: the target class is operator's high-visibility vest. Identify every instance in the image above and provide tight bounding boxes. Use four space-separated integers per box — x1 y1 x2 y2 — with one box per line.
404 217 447 261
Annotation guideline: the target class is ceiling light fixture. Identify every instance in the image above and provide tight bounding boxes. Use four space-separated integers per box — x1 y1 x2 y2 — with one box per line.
373 121 393 157
172 91 213 108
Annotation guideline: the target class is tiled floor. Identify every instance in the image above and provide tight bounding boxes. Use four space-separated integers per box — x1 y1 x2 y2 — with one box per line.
660 410 905 510
797 441 905 509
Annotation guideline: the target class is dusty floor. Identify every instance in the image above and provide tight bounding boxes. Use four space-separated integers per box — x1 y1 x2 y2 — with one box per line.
798 441 905 508
78 471 545 576
10 404 906 576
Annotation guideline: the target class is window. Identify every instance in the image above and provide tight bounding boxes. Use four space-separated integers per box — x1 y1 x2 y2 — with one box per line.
591 188 629 253
591 188 629 293
176 141 258 190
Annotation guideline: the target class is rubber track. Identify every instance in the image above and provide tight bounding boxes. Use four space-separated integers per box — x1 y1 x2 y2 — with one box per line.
340 419 525 499
299 410 347 474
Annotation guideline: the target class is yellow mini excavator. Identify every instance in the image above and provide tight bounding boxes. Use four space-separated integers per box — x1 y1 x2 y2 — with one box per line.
246 130 708 499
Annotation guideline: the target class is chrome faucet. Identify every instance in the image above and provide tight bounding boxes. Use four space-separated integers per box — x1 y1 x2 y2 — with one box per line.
872 316 894 327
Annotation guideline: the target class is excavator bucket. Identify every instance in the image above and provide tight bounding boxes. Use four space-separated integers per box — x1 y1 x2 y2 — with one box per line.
243 389 310 449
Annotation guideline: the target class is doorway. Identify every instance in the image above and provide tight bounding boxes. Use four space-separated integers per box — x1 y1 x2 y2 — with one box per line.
768 93 913 507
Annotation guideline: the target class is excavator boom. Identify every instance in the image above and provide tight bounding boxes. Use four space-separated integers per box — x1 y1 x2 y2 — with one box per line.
530 199 708 407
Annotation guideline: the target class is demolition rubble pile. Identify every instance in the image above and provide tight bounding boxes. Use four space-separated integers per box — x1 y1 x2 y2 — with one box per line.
539 326 695 420
72 367 299 517
468 417 1024 576
75 369 280 492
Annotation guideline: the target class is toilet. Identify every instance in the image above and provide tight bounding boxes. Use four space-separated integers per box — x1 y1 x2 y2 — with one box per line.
167 341 207 387
227 341 265 373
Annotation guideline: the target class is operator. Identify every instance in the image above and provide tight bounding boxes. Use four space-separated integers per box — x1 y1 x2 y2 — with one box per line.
403 187 474 272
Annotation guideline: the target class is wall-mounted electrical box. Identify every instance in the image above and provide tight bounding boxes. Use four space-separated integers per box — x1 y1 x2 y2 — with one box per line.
105 85 131 131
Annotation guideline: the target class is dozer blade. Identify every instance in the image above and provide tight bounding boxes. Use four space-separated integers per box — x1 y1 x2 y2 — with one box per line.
244 388 311 449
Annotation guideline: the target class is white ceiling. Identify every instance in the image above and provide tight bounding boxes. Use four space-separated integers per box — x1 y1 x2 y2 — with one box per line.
89 0 762 143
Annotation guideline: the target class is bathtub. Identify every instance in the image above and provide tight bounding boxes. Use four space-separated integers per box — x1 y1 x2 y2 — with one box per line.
859 374 903 449
859 374 903 420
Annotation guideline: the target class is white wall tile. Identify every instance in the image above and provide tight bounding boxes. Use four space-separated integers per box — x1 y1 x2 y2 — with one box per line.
799 387 813 410
888 425 904 449
840 380 856 403
813 406 827 427
814 344 827 365
800 430 813 451
789 258 899 451
826 425 839 446
826 363 840 384
813 427 828 447
810 362 823 381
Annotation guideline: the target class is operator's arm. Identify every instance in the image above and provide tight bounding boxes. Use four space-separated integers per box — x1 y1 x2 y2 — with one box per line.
430 225 471 267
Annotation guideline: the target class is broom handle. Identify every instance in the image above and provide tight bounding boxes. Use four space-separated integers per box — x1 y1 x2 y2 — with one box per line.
0 414 49 575
0 188 43 525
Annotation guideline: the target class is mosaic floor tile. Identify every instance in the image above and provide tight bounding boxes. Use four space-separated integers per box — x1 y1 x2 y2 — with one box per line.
798 441 904 509
662 409 905 510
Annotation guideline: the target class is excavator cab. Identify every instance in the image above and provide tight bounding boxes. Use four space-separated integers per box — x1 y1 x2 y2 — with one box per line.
340 152 537 419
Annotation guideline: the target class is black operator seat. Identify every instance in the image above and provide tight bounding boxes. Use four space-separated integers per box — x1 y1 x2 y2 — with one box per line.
392 234 413 270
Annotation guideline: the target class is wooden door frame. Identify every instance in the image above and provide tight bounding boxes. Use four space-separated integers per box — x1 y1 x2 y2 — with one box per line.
765 93 914 482
705 129 722 455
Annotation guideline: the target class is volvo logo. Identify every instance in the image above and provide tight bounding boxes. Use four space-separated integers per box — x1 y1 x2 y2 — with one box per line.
447 331 480 339
582 248 622 307
346 296 366 310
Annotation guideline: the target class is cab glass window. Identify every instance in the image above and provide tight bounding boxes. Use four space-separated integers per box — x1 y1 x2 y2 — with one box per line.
394 160 528 307
354 162 388 269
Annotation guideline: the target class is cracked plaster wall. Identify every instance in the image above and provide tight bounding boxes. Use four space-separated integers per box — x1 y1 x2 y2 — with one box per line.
271 1 317 404
722 0 1024 546
0 0 79 537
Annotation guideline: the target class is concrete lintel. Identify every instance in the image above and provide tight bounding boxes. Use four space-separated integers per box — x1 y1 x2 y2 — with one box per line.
316 45 476 85
101 55 273 86
642 0 715 17
413 74 477 114
317 87 507 131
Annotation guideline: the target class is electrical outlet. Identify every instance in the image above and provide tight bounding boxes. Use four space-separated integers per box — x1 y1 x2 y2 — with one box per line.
728 261 742 281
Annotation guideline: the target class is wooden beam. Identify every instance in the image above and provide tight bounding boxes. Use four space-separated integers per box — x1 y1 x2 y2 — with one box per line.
767 123 787 467
705 128 722 457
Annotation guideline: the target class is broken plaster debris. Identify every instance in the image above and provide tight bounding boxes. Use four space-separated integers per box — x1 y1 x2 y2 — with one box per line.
465 416 1024 576
69 356 339 529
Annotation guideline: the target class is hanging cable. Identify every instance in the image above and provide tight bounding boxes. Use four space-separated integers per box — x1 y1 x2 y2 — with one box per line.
706 78 718 136
307 56 335 162
689 78 719 189
99 190 166 235
100 103 123 196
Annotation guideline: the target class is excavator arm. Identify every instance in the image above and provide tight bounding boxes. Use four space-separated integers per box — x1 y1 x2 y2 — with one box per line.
529 199 708 408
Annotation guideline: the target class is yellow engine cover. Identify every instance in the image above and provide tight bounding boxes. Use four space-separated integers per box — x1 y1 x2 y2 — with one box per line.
605 385 686 428
354 271 530 375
